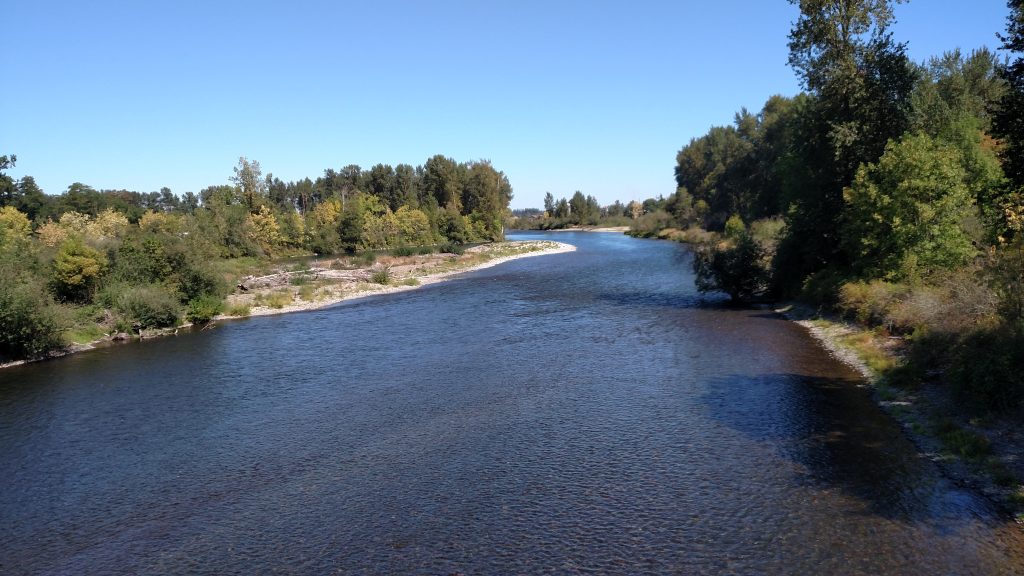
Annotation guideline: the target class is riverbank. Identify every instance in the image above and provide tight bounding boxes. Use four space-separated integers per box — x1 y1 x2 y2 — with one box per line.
0 240 575 369
777 302 1024 524
226 240 575 319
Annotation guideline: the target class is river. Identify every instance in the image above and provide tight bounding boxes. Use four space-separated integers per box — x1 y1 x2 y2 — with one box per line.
1 231 1022 574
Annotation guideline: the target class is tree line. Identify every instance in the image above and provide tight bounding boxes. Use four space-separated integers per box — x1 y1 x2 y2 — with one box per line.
0 154 513 361
620 0 1024 415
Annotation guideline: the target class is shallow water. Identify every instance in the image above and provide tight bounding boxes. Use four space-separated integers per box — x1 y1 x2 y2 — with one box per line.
2 231 1022 574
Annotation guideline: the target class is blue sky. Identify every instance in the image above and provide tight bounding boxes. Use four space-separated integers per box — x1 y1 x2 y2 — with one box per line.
1 0 1011 209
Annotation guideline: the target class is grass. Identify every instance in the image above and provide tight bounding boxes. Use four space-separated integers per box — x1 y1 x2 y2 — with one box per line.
837 330 896 374
298 285 317 301
934 419 992 462
254 289 294 309
64 324 108 345
289 273 313 286
399 278 420 287
225 303 251 317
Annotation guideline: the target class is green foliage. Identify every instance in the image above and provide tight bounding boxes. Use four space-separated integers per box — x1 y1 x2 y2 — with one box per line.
0 275 66 359
338 203 364 254
440 242 465 255
948 326 1024 414
390 245 417 257
115 285 181 329
370 266 392 285
225 303 251 317
693 233 770 302
627 210 673 238
842 133 976 280
51 238 108 303
993 0 1024 189
723 214 746 238
177 264 227 303
186 295 223 324
356 251 377 266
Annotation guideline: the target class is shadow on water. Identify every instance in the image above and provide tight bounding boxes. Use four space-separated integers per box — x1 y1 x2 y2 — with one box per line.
699 371 1007 528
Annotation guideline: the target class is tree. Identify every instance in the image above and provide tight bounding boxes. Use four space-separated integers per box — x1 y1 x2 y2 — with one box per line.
367 164 400 211
543 192 555 215
230 156 266 212
395 164 419 208
422 155 464 212
337 200 364 254
693 233 770 303
51 237 108 302
994 0 1024 190
775 0 917 294
842 132 976 280
0 206 31 246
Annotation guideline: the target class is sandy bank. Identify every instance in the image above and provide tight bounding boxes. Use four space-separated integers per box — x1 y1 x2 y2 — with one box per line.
527 226 630 233
224 240 576 319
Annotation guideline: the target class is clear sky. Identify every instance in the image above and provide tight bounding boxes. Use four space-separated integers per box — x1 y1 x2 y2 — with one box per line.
1 0 1011 209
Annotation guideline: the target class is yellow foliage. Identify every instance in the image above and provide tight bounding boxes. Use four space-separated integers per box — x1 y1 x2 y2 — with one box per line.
57 211 92 235
90 209 130 240
362 210 399 250
0 206 31 246
246 206 283 254
139 210 184 235
308 198 342 229
37 220 69 247
395 206 431 245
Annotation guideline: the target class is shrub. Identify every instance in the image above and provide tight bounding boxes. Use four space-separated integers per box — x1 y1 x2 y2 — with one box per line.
693 233 769 303
177 264 227 302
371 266 391 285
417 245 435 255
947 327 1024 414
723 214 746 238
838 280 907 326
298 285 317 301
390 245 417 257
186 295 223 323
357 251 377 266
116 285 181 329
225 303 251 317
0 278 66 359
440 242 465 255
628 210 673 238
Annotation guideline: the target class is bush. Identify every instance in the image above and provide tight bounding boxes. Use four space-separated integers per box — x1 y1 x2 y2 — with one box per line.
723 214 746 238
115 285 182 329
947 327 1024 414
390 245 417 257
838 280 907 326
371 266 391 285
693 233 769 303
628 210 673 238
225 303 251 317
357 251 377 266
186 295 223 323
417 245 435 255
440 242 465 255
0 278 66 360
177 264 227 302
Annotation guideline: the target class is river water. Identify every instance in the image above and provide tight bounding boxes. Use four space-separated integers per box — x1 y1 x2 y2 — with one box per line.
2 231 1022 574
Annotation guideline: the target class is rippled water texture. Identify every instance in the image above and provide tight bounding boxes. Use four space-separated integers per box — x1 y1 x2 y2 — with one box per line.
2 232 1023 574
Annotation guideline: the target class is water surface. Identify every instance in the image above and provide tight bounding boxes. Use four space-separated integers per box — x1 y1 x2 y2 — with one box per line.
2 231 1022 574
